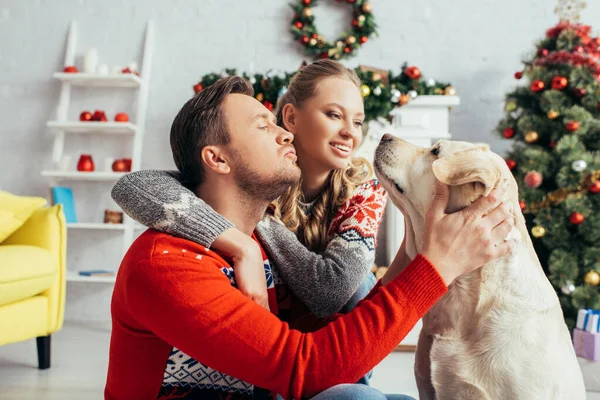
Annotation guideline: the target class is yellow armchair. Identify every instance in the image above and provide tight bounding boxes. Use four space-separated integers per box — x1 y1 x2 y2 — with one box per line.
0 204 66 369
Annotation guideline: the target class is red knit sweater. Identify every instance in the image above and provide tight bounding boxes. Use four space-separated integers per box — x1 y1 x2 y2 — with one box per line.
105 230 447 400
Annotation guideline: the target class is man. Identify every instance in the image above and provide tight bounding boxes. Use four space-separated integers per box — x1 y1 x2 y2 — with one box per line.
105 76 514 400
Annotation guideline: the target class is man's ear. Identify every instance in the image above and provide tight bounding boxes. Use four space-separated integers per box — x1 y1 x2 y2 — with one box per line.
281 103 298 134
201 146 231 175
432 147 501 196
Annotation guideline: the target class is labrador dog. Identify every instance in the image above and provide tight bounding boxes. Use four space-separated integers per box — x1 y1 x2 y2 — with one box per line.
374 135 585 400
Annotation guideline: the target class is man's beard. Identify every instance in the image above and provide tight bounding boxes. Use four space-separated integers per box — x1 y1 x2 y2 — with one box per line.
232 153 300 202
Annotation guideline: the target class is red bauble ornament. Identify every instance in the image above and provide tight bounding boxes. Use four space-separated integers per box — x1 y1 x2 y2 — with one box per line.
538 48 549 57
569 211 585 225
193 83 203 93
519 200 526 211
344 47 351 53
352 19 359 27
549 140 557 149
551 76 568 90
360 36 368 44
514 71 523 79
506 159 517 171
574 88 587 97
77 154 95 172
589 181 600 194
311 33 318 39
263 100 274 111
63 65 78 73
565 121 580 132
302 0 311 4
79 111 92 122
112 159 128 172
301 36 310 44
92 110 107 122
531 80 545 92
122 67 132 74
319 52 329 59
405 66 422 80
581 35 592 45
524 171 543 188
295 21 303 29
115 112 129 122
503 127 515 138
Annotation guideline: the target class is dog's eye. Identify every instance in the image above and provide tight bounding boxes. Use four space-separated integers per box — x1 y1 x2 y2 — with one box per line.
394 183 404 194
431 147 440 156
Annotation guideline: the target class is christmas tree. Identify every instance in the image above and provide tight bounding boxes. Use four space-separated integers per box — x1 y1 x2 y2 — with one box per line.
495 13 600 329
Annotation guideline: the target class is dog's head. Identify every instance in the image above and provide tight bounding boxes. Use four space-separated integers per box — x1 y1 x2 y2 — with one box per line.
374 135 517 254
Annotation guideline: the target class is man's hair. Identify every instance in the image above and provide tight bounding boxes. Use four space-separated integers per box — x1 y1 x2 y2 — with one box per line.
170 76 254 187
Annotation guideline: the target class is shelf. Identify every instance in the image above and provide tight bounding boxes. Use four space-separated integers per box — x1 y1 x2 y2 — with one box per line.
54 72 142 88
67 223 127 230
41 171 126 181
47 121 138 135
66 270 116 283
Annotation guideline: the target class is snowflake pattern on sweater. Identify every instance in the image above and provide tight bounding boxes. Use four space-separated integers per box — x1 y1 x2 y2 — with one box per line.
154 247 284 399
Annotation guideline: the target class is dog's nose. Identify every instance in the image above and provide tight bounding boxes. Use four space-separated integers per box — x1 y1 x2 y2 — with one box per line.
381 133 395 142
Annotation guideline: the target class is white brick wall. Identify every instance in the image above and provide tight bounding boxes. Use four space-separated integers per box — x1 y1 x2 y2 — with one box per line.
0 0 598 320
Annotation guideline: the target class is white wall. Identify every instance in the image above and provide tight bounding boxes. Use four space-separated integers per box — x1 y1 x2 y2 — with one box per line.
1 0 599 321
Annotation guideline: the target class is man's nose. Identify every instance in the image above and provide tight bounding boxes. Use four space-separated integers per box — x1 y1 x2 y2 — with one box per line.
381 133 395 142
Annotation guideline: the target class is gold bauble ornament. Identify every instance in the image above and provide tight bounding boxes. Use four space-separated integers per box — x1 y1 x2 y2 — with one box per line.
547 110 559 120
358 15 366 23
362 3 372 13
444 86 456 96
434 88 444 95
302 8 313 18
317 35 325 44
346 35 356 45
584 270 600 286
360 85 371 97
372 73 381 81
309 38 317 46
256 93 264 102
505 102 517 112
525 131 539 143
531 226 546 238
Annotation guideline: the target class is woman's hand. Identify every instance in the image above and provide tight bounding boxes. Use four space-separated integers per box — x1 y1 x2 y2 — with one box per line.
213 228 270 311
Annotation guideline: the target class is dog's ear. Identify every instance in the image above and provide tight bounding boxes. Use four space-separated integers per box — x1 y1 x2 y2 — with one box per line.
432 147 501 196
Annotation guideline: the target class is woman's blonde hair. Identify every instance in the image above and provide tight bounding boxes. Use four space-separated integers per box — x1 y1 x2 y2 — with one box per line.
272 59 373 253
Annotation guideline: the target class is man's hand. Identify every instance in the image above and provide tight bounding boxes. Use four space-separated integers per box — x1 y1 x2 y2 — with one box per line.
422 179 516 286
212 228 270 311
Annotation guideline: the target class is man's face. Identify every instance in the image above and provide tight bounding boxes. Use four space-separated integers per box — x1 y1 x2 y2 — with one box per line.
222 94 301 201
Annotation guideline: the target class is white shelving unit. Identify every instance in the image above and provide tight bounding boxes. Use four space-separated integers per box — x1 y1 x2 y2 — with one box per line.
47 121 139 135
44 20 154 283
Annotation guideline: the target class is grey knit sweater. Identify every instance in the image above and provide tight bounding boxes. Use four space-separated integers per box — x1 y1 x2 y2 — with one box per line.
111 170 387 317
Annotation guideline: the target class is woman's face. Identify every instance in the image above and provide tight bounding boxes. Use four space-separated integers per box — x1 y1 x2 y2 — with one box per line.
287 76 364 172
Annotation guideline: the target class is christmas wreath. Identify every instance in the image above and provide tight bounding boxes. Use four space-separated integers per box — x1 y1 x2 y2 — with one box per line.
290 0 377 61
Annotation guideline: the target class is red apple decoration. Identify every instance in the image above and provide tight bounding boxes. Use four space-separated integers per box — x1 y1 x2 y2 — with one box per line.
79 111 93 122
92 110 107 122
112 159 128 172
115 112 129 122
63 65 78 73
77 154 95 172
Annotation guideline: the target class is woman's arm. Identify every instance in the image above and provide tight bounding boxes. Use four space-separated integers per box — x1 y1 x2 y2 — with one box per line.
111 170 234 246
256 179 387 317
111 170 270 309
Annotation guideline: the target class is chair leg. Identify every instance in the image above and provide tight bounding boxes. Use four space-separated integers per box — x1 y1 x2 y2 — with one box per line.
36 335 51 369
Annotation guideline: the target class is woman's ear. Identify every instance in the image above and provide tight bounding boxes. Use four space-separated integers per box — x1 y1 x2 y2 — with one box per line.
201 146 231 176
281 103 298 134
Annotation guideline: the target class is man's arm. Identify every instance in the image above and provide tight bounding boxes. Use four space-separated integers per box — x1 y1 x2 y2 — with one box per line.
122 253 447 399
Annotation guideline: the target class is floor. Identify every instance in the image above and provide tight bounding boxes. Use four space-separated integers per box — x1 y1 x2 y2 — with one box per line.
0 322 598 399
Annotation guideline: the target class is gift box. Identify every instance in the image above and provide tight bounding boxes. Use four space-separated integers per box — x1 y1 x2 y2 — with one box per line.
574 309 600 361
573 328 600 361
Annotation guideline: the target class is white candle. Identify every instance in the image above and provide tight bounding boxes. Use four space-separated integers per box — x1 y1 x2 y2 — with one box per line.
83 48 98 73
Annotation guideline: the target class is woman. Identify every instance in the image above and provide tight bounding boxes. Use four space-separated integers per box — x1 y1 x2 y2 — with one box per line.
112 60 385 319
